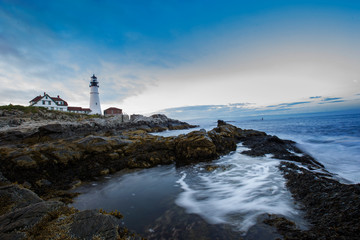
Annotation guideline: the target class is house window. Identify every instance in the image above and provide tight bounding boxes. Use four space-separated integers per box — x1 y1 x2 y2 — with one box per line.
48 101 51 105
42 100 45 105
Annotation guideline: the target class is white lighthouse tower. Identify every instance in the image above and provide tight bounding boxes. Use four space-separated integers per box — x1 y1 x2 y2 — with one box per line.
89 74 102 115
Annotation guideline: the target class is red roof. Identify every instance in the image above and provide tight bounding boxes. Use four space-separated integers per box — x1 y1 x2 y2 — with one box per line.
30 96 42 103
104 107 122 111
29 94 68 106
67 107 82 111
51 97 68 106
68 106 91 112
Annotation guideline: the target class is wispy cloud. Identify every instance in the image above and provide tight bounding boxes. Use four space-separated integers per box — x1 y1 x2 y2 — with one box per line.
322 97 343 101
267 101 312 108
1 1 360 114
318 100 346 104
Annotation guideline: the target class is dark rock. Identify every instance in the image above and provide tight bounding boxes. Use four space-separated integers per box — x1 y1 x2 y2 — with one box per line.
245 214 286 240
3 117 358 239
12 155 37 168
208 124 238 155
0 171 10 185
239 133 324 167
0 201 63 239
145 206 243 240
217 119 227 126
175 130 218 164
279 161 360 239
0 185 42 215
38 123 63 134
69 209 140 240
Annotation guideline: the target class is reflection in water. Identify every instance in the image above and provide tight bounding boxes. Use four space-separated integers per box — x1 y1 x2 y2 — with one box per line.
72 165 181 233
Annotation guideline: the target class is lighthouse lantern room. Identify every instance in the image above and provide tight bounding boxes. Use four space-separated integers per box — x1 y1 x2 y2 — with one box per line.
89 74 102 115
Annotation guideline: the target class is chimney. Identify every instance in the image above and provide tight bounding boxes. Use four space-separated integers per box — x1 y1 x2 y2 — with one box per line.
44 92 46 96
57 95 60 98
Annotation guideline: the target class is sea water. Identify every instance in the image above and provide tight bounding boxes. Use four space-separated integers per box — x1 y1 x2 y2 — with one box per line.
161 112 360 183
232 113 360 183
72 112 360 237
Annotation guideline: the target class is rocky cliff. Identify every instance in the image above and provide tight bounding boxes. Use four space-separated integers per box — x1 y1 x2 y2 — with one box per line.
0 109 359 239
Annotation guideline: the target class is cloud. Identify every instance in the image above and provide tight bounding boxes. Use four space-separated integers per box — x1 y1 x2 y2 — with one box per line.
1 1 360 115
0 7 161 108
0 88 39 105
267 101 312 108
318 100 346 104
322 97 343 101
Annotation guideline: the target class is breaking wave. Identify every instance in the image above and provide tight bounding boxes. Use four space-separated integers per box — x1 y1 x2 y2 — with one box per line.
175 145 306 232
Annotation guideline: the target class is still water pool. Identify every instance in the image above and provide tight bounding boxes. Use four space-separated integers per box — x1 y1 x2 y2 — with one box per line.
72 144 308 239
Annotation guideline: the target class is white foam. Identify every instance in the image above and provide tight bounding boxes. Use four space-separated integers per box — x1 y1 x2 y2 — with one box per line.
296 136 360 183
175 145 305 232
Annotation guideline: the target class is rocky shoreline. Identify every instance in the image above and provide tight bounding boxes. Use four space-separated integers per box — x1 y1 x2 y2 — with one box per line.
0 108 359 239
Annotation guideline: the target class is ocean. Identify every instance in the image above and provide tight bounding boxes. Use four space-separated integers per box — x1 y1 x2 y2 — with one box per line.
72 112 360 237
186 112 360 184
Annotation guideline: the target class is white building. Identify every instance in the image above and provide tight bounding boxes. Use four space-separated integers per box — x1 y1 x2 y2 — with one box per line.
29 93 91 114
89 74 102 115
29 93 68 111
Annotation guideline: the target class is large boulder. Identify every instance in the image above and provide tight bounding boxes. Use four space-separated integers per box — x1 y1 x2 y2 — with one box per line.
175 130 218 164
208 124 238 155
0 185 42 215
0 200 63 240
69 210 123 240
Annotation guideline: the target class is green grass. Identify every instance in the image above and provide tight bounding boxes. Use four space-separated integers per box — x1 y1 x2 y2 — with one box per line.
0 104 104 119
0 104 44 113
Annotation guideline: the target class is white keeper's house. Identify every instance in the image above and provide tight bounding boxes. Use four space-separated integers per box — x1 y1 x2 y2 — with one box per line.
29 92 91 114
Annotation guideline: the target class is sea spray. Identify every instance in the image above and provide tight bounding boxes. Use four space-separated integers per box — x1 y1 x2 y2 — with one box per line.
234 113 360 183
175 144 307 232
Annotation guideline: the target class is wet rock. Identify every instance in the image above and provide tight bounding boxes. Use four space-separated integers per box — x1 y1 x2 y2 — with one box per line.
245 214 286 240
204 164 229 172
0 183 138 240
76 135 112 153
208 124 238 155
279 161 360 239
35 179 52 187
69 210 123 240
0 171 10 185
38 123 63 134
175 130 218 164
239 133 324 167
217 119 227 126
241 135 294 157
145 206 243 240
0 185 42 215
1 115 360 239
0 201 64 239
12 155 37 168
50 148 82 165
100 168 110 175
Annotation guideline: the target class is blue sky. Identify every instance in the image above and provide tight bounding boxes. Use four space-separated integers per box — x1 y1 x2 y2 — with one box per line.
0 0 359 116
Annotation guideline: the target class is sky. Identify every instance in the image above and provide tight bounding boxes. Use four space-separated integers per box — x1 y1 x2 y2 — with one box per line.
0 0 359 117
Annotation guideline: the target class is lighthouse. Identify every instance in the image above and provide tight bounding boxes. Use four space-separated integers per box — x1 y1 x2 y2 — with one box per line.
89 74 102 115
